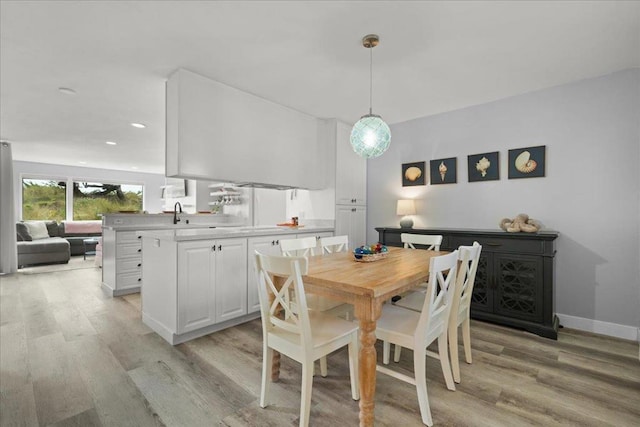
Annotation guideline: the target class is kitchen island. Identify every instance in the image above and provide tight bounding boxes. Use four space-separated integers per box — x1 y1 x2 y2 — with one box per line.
138 226 333 344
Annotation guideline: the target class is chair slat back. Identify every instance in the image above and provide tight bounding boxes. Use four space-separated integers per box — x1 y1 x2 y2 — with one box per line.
415 251 458 343
254 252 312 347
319 235 349 254
280 236 318 257
401 233 443 251
452 242 482 319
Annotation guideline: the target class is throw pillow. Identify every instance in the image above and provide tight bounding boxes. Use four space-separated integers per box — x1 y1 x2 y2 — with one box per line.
25 221 50 240
16 222 32 241
45 221 60 237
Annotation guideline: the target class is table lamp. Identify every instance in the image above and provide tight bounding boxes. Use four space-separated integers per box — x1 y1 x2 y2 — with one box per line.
397 199 416 228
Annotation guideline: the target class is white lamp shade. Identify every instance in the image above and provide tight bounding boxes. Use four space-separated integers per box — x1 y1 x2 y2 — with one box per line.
396 199 416 216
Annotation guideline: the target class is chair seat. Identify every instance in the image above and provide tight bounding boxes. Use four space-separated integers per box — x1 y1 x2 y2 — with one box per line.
377 305 447 348
394 290 425 312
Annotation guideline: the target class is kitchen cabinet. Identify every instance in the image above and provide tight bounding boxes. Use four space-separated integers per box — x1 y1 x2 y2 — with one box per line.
376 227 559 339
177 238 247 334
101 229 143 296
334 120 367 205
337 206 367 248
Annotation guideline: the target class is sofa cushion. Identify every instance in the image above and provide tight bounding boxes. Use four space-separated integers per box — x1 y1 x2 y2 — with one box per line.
25 221 50 240
61 221 102 236
16 222 32 241
45 221 61 237
17 237 70 254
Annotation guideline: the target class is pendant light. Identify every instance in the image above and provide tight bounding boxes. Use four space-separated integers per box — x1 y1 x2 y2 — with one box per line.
350 34 391 159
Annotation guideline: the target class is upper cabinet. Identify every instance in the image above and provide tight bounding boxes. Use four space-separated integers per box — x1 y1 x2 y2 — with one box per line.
334 120 367 205
166 69 327 190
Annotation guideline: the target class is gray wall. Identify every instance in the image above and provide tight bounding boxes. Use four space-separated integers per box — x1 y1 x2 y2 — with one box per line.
367 68 640 334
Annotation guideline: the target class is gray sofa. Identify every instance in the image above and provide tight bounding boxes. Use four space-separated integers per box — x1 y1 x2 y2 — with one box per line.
17 220 102 268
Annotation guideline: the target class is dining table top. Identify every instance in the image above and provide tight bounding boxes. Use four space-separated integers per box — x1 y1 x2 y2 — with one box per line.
302 246 448 301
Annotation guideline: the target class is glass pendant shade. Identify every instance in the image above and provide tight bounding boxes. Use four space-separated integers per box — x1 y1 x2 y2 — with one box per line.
350 114 391 159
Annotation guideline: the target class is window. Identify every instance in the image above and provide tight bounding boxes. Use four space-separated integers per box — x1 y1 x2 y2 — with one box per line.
22 179 66 221
72 181 143 220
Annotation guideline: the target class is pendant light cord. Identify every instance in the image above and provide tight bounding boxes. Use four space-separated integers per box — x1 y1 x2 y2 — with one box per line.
369 45 373 115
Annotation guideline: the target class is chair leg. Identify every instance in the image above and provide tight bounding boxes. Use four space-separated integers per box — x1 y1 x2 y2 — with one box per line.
462 317 472 364
260 346 273 408
383 340 391 365
300 361 314 427
413 348 433 426
449 323 461 384
320 356 328 377
348 337 360 400
437 334 455 391
394 343 402 362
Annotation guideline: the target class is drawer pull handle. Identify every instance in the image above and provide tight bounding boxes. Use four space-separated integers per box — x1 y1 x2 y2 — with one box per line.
486 242 502 246
137 278 141 282
218 245 222 251
138 236 141 239
137 263 142 267
137 249 142 252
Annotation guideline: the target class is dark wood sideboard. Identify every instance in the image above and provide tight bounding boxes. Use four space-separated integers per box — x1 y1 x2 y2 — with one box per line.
376 227 559 339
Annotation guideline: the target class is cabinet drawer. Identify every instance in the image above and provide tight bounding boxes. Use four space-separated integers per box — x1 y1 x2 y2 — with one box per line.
117 271 142 288
117 257 142 274
117 243 142 258
449 236 544 255
117 231 141 244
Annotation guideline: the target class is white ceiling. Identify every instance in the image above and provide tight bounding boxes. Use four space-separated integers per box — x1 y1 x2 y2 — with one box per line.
1 1 638 175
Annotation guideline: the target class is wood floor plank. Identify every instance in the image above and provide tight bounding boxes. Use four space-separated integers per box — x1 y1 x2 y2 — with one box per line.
67 336 160 427
0 293 23 326
0 383 39 427
51 302 97 342
47 408 102 427
28 333 94 426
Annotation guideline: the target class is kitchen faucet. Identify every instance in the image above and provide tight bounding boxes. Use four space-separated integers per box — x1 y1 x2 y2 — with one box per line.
173 202 183 224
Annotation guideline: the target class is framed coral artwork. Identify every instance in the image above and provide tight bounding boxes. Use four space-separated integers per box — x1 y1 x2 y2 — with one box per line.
468 151 499 182
508 145 546 179
402 161 426 186
429 157 457 184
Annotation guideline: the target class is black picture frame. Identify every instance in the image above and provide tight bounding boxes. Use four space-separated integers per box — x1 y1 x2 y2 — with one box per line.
508 145 546 179
430 157 457 184
468 151 500 182
402 161 426 186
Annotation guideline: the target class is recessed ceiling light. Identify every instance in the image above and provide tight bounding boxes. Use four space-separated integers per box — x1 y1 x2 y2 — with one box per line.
131 122 146 129
105 141 117 145
58 87 77 95
78 161 87 164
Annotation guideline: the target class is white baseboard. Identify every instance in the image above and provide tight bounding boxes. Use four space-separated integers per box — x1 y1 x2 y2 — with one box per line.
556 313 639 342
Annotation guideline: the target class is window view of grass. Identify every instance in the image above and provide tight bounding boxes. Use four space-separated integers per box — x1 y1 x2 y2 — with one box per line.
22 179 67 221
73 181 143 220
22 178 144 221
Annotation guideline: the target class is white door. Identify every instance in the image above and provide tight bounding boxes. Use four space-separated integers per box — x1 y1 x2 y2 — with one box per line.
335 121 367 205
336 206 367 248
215 238 248 323
177 240 216 334
247 234 292 313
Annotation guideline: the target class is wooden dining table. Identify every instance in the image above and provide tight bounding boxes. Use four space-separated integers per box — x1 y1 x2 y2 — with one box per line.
270 246 447 426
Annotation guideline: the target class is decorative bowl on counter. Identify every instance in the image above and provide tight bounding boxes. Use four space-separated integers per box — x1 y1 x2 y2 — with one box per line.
353 243 388 262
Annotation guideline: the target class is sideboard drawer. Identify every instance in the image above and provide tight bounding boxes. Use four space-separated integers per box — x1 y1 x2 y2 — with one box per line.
449 236 544 254
117 243 143 258
116 231 141 244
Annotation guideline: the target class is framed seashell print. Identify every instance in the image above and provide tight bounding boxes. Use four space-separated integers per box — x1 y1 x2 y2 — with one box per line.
468 151 499 182
402 161 426 186
508 145 546 179
429 157 457 185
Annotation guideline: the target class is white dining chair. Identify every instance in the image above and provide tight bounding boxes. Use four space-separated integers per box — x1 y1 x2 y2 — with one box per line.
401 233 443 251
280 236 318 257
254 252 359 427
375 251 459 426
319 235 349 254
389 243 482 384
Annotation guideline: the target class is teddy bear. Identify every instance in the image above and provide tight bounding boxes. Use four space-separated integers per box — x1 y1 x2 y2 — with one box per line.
499 213 541 233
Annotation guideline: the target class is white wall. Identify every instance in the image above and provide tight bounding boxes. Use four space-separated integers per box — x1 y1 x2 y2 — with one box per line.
367 68 640 338
13 160 166 217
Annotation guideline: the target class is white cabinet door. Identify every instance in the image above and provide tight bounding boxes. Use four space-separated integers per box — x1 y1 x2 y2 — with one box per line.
336 206 367 248
177 240 216 334
215 238 248 323
247 234 292 313
335 121 367 205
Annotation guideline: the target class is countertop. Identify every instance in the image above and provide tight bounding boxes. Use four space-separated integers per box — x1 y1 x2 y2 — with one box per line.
137 226 334 241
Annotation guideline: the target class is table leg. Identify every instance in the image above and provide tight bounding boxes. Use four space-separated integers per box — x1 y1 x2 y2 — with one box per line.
355 300 382 427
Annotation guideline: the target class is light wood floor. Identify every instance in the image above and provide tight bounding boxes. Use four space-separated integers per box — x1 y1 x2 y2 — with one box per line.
1 263 639 427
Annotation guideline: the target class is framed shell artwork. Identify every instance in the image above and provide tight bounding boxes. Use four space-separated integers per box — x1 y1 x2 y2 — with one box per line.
468 151 499 182
402 161 426 186
429 157 457 185
508 145 546 179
